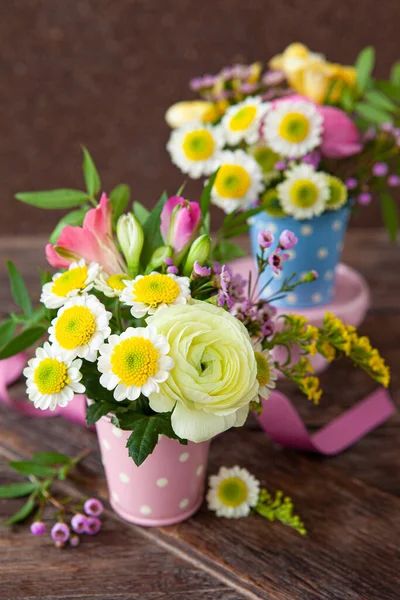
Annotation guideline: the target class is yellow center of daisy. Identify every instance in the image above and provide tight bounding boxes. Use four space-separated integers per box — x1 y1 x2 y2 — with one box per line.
217 477 249 507
107 274 131 291
52 266 88 297
229 106 257 131
255 351 271 387
111 337 159 387
278 112 310 143
54 306 96 350
182 130 215 161
326 176 347 209
34 358 68 395
289 179 319 208
132 274 180 308
214 165 251 198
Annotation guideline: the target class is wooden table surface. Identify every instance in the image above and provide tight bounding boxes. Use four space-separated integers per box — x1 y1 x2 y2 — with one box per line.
0 231 399 600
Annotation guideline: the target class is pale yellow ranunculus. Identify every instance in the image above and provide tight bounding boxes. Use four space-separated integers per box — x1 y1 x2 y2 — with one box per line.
270 43 356 104
165 101 219 128
147 301 259 442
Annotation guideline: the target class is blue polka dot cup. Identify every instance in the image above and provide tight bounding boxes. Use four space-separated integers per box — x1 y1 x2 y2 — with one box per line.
249 206 351 309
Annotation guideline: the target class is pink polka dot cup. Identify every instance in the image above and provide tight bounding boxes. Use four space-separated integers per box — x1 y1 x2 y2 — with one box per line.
96 415 210 526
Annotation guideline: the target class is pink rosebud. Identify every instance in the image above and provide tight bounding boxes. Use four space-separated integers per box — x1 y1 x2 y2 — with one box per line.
84 498 104 517
388 174 400 187
160 196 201 255
51 522 70 544
372 162 389 177
193 261 211 277
85 517 102 536
258 230 275 249
279 229 298 250
30 521 46 536
358 192 372 206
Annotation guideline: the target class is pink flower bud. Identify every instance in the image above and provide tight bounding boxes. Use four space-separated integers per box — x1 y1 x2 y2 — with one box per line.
279 229 298 250
83 498 104 517
51 522 70 544
193 261 211 277
167 266 179 275
258 230 275 249
160 196 201 255
85 517 102 536
30 521 46 536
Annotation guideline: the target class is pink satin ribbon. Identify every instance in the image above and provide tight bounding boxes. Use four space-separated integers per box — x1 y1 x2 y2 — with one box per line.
0 355 396 453
257 388 396 454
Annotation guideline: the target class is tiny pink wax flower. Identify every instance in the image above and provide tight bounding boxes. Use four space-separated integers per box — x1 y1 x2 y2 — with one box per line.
84 498 104 517
388 174 400 187
358 192 372 206
193 261 211 277
163 257 174 266
30 521 46 536
51 522 70 544
372 162 389 177
274 160 287 171
279 229 298 250
85 517 102 535
160 196 201 254
345 177 358 190
258 230 275 249
71 513 88 533
268 249 289 274
167 266 179 275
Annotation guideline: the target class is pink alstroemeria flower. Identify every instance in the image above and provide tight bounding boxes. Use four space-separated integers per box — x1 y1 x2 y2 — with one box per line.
46 193 126 274
160 196 201 254
271 95 363 159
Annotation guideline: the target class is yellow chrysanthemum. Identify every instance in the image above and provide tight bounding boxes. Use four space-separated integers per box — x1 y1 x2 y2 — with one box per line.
120 272 191 318
41 260 99 309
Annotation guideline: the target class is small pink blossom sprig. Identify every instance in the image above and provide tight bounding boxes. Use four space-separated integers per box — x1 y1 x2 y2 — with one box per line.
0 450 104 549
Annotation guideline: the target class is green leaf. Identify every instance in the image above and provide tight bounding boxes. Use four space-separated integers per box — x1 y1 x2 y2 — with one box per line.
110 184 131 222
8 461 55 477
0 482 38 499
0 319 16 348
355 46 375 92
200 169 219 223
364 90 398 113
380 192 398 242
141 191 168 265
82 146 101 198
355 102 393 125
7 261 33 317
133 201 150 226
376 81 400 102
31 452 71 466
222 224 249 239
339 86 356 112
1 496 36 526
213 241 247 262
49 209 87 244
15 189 90 210
390 61 400 87
86 401 117 426
124 413 177 466
0 326 46 360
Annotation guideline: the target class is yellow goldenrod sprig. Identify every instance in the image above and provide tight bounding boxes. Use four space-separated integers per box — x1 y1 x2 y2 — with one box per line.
254 489 307 536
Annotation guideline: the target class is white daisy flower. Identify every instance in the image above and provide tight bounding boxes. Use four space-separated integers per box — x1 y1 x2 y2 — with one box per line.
263 100 323 158
49 294 112 362
254 345 278 399
98 326 174 402
325 175 348 211
221 97 270 145
167 122 224 179
23 342 85 411
41 260 99 309
211 150 264 214
207 466 260 519
94 271 132 298
120 272 191 319
277 163 330 220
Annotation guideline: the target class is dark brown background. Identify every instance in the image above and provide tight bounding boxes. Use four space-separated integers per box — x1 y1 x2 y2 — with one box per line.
1 0 399 235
